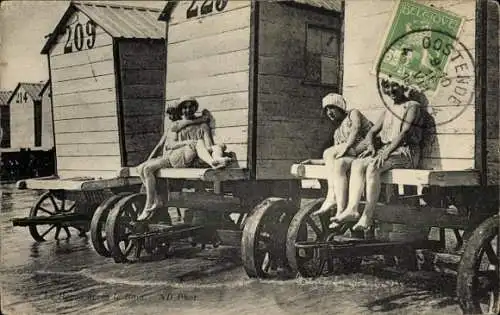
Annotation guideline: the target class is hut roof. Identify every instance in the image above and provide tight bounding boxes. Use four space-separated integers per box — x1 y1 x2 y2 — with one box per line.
0 91 12 106
159 0 342 21
39 80 51 97
7 82 46 104
287 0 342 12
41 1 164 54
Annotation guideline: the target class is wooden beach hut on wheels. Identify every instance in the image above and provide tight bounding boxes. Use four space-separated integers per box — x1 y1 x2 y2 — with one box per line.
40 1 167 179
286 1 499 314
158 0 343 180
89 0 345 266
11 2 167 243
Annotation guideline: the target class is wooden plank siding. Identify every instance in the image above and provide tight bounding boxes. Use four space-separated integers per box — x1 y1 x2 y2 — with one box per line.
343 0 477 171
166 1 252 168
49 10 121 177
9 87 35 149
118 39 166 167
255 2 341 179
40 86 54 149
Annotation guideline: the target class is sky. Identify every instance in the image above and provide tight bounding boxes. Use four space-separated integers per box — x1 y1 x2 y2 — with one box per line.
0 0 166 91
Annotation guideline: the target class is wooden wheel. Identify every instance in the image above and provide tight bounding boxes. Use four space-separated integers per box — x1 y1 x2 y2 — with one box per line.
457 214 499 314
241 198 297 278
90 192 131 257
28 191 80 242
286 199 361 277
105 193 146 263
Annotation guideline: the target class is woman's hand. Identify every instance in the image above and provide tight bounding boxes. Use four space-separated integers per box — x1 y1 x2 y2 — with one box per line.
359 144 376 158
374 149 390 168
201 109 211 123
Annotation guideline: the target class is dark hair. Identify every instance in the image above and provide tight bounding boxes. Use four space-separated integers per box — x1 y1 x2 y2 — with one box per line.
166 106 181 121
177 99 199 113
322 104 346 118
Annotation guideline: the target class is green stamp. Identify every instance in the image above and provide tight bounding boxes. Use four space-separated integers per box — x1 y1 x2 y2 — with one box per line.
377 0 465 91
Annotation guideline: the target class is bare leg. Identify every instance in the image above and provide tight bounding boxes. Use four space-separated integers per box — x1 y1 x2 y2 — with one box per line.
352 162 382 231
137 162 146 184
211 144 232 165
315 147 338 214
201 124 215 148
194 140 225 169
199 124 231 166
330 158 371 228
332 157 354 213
138 157 170 221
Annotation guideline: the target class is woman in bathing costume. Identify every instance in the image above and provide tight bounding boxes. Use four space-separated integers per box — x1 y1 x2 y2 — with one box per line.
330 79 424 231
312 93 374 220
136 97 232 221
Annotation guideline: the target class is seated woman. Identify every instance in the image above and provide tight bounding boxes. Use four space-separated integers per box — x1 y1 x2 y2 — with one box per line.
313 93 374 218
176 97 232 168
330 79 424 231
136 97 231 221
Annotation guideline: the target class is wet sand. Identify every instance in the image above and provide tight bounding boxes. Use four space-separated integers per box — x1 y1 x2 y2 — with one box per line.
0 184 461 315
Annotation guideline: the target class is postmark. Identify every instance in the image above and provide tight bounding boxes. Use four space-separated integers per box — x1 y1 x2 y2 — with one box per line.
375 28 475 126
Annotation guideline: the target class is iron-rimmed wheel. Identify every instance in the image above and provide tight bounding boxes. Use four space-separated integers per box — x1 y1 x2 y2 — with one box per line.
105 193 146 263
90 192 131 257
28 191 79 242
286 198 362 278
241 197 298 278
457 214 499 315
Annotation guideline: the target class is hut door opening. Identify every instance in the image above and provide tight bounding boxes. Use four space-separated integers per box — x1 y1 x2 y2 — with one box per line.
34 101 42 147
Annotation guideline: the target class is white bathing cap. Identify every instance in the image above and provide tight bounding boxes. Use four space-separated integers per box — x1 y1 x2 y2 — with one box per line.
322 93 346 110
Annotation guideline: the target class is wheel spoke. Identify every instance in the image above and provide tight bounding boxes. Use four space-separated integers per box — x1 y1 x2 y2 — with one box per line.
66 203 76 212
124 241 135 256
305 216 322 238
63 227 71 239
484 244 499 265
262 252 271 273
48 195 60 212
40 225 56 238
61 198 66 212
55 226 61 240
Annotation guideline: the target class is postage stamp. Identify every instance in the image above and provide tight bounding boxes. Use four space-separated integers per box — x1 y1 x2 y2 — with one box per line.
374 0 474 126
375 0 465 92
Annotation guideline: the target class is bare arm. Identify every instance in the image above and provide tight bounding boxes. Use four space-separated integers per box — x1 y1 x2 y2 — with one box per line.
163 130 196 151
366 110 384 144
170 115 209 133
147 133 167 160
343 109 362 151
382 104 419 156
358 110 384 157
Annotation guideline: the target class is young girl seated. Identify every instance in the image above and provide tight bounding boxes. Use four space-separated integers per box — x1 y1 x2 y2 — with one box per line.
175 97 232 168
313 93 374 219
136 98 232 221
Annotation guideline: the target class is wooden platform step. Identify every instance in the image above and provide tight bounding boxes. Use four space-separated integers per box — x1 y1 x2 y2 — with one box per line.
291 160 480 187
118 166 249 182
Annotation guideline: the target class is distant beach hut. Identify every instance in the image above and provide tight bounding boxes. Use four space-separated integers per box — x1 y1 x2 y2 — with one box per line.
7 82 51 150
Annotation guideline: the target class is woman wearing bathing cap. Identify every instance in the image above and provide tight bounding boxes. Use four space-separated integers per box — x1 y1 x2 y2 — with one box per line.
313 93 374 224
